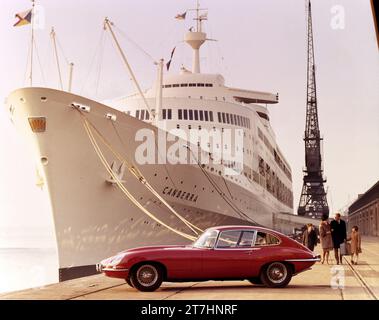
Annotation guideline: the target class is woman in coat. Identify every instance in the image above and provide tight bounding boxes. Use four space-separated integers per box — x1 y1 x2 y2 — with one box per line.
319 215 334 264
347 226 362 265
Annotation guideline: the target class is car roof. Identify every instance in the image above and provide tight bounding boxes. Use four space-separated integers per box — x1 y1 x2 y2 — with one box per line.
206 225 281 234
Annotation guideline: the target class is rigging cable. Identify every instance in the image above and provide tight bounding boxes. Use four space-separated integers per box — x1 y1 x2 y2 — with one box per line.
80 28 106 95
186 146 261 226
33 37 46 86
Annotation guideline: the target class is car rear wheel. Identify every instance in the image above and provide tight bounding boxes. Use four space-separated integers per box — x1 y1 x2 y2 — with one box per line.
248 277 263 285
130 263 163 292
260 262 292 288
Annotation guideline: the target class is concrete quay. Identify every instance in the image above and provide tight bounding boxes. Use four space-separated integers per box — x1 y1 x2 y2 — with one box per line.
1 237 378 300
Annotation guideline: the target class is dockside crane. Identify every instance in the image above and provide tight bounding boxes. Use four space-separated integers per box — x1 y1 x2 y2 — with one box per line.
298 0 329 219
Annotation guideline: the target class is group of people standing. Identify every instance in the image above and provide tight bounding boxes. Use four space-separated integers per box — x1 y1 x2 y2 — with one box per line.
302 213 362 265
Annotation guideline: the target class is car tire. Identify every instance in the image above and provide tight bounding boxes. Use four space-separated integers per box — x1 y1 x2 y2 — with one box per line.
260 262 292 288
130 263 163 292
248 277 263 285
125 277 133 287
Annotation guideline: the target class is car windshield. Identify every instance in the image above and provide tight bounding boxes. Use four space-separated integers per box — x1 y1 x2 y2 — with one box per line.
193 230 218 248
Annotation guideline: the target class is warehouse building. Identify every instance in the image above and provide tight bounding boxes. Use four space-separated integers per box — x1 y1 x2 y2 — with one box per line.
348 180 379 237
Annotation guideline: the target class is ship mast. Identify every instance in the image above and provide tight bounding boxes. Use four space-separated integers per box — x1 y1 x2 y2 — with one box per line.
184 1 208 73
298 0 329 219
104 18 152 119
29 0 36 86
50 27 63 90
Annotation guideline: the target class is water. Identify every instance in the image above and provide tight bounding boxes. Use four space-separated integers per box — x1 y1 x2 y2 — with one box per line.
0 248 58 294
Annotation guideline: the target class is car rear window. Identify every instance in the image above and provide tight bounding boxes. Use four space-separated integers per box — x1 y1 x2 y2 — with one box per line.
255 232 280 246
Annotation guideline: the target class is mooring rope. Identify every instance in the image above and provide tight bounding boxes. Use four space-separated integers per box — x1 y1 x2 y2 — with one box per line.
78 112 200 241
81 114 203 235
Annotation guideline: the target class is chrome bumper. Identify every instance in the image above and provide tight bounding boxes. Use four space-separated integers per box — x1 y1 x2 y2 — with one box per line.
285 255 321 262
96 264 128 272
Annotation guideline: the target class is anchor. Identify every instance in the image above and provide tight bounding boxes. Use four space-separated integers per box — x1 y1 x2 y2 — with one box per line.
106 161 126 184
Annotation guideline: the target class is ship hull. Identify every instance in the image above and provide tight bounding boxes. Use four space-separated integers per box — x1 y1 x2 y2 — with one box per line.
7 87 289 281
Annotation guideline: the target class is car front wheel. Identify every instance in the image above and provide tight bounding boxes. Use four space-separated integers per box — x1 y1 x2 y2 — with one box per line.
260 262 292 288
130 263 163 292
125 277 133 287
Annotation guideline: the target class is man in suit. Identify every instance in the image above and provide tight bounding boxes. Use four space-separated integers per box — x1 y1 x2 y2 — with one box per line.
330 213 347 264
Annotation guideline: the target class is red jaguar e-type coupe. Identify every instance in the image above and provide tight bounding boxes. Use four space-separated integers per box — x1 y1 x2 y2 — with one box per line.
97 225 319 291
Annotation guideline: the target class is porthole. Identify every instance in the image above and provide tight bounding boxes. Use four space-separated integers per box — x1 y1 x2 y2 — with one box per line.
41 157 48 165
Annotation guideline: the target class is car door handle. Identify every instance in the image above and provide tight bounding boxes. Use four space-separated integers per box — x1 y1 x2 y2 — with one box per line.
244 248 261 254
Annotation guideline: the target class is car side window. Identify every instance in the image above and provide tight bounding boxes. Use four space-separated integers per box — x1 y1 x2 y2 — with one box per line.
255 232 280 246
237 231 255 247
216 230 241 248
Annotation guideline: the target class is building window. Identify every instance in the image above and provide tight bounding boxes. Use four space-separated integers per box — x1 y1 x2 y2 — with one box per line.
209 111 214 122
222 112 226 123
136 110 140 119
197 83 205 87
199 110 204 121
194 110 199 120
145 111 150 120
181 83 188 87
178 109 182 120
189 83 196 87
141 110 145 120
173 84 179 88
168 109 172 120
205 83 213 87
217 112 221 123
162 109 167 120
226 113 230 124
189 109 193 120
183 109 188 120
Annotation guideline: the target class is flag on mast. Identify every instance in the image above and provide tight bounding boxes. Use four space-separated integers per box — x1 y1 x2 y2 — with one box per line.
166 47 176 71
175 12 187 20
14 9 33 27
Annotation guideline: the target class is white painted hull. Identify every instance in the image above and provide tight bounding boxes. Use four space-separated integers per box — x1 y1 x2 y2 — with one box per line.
7 87 291 280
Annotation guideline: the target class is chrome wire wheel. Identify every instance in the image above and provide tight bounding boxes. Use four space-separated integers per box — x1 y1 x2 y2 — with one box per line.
136 264 159 287
267 262 287 284
260 262 292 288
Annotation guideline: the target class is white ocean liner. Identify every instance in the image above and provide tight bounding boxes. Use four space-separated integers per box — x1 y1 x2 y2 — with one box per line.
6 4 293 280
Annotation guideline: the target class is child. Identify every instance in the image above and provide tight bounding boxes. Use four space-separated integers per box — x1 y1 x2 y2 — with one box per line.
347 226 362 265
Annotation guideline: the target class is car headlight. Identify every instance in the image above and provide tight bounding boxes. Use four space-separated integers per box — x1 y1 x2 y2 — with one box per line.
109 254 126 266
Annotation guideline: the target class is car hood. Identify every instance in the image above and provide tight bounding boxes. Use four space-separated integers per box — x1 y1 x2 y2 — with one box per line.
119 244 190 254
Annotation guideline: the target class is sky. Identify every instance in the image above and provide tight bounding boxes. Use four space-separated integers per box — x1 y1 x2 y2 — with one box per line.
0 0 378 246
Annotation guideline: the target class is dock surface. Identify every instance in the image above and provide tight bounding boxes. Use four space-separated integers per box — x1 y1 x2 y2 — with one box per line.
1 237 378 300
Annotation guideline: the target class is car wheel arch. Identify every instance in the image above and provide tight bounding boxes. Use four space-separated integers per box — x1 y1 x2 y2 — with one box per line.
130 260 167 281
260 261 295 275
